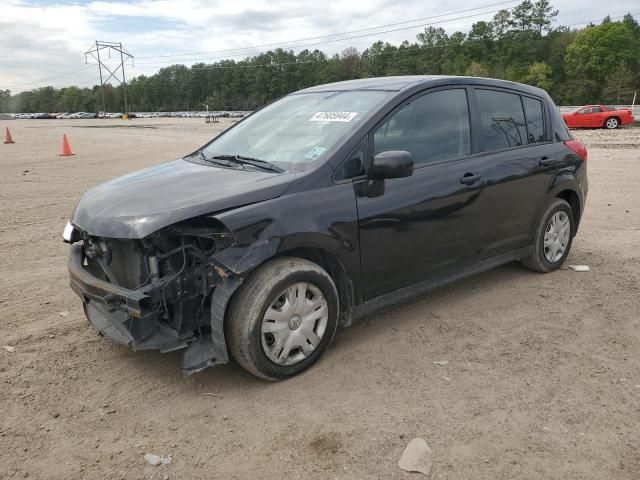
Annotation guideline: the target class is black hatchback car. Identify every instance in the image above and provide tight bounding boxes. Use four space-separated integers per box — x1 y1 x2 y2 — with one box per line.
64 76 588 380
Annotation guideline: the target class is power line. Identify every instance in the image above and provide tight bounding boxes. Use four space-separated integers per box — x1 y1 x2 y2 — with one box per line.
134 5 516 66
135 0 519 60
134 12 639 71
134 9 638 68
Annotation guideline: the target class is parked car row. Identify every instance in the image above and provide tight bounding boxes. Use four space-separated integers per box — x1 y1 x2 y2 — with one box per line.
6 111 250 120
9 106 635 127
130 111 250 118
11 112 98 119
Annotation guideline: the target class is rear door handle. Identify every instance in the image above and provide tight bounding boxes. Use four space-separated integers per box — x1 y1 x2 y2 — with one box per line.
539 156 556 167
460 173 482 185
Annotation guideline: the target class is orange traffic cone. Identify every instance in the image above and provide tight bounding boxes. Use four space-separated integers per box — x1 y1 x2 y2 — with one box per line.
4 127 14 144
60 134 73 156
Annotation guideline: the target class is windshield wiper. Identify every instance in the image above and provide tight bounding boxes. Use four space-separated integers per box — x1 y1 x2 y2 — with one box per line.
210 154 284 173
197 150 236 168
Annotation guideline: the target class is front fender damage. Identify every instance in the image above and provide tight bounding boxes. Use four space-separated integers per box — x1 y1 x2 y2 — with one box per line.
182 222 284 374
181 275 242 375
170 217 281 375
213 237 281 275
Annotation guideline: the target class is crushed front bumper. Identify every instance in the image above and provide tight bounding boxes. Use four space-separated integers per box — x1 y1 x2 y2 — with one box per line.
68 244 220 373
68 244 150 320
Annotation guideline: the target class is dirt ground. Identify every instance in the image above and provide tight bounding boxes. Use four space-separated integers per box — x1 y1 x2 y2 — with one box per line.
1 118 639 480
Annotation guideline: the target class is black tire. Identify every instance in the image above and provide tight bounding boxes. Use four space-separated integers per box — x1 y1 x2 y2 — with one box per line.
604 117 619 129
226 257 339 380
521 198 574 273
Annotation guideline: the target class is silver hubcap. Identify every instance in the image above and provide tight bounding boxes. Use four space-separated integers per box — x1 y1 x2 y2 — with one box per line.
606 119 617 128
261 282 328 366
543 211 570 263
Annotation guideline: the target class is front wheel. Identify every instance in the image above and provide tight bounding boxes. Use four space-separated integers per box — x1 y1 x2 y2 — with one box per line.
604 117 619 129
521 199 574 273
226 257 339 380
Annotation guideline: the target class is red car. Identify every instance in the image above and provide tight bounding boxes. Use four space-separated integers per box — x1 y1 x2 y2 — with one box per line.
562 105 635 129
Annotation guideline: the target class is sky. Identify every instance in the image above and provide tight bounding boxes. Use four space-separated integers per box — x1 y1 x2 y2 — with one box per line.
1 0 638 92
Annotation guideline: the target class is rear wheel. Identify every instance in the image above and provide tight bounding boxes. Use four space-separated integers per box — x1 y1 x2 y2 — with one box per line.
227 257 339 380
604 117 619 129
521 199 574 273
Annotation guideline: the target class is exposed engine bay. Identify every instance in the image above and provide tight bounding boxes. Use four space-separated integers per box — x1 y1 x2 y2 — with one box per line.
68 216 240 375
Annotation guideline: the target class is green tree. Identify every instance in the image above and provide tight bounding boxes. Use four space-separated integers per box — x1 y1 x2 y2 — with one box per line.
466 61 490 77
524 62 554 90
602 63 635 103
491 9 512 38
0 89 10 112
510 0 534 31
467 21 494 61
339 47 361 79
565 22 636 99
531 0 558 35
416 27 448 74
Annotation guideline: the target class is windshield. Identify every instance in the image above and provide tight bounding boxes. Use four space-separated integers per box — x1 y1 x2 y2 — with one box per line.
200 90 390 172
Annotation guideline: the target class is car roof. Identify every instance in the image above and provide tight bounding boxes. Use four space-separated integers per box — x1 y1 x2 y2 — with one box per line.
297 76 442 92
295 75 547 96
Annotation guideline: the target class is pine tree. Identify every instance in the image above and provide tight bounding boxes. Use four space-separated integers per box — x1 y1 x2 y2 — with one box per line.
531 0 559 35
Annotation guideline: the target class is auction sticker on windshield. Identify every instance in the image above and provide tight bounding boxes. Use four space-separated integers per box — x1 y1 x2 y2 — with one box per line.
309 111 358 122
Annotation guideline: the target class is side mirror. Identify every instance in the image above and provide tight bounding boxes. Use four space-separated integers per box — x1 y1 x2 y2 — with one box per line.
371 151 414 180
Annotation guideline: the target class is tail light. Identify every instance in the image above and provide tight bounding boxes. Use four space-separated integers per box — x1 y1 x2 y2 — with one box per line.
564 139 587 161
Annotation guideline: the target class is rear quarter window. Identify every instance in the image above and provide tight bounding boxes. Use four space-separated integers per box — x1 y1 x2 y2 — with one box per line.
550 104 573 141
522 96 545 144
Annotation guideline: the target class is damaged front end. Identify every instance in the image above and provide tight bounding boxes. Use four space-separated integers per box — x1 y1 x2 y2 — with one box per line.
66 216 241 375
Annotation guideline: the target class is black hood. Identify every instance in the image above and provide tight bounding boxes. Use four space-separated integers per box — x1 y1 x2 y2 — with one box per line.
72 159 293 239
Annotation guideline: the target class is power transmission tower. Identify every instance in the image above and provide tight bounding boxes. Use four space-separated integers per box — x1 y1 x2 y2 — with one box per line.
84 41 134 116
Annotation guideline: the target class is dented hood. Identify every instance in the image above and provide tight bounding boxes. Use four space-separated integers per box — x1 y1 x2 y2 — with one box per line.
72 159 293 239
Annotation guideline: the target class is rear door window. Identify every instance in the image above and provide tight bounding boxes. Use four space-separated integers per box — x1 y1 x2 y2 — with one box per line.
475 89 527 152
522 96 545 144
373 89 471 166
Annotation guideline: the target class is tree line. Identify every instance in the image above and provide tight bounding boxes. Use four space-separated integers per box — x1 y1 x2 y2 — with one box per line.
1 1 639 113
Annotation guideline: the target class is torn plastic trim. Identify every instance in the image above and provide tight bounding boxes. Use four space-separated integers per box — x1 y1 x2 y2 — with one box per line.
182 274 243 376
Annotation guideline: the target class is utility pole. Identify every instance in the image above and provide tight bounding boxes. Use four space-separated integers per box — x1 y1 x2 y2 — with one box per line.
95 41 106 115
84 41 134 118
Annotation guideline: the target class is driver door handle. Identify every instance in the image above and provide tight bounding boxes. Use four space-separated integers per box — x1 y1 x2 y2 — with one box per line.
460 173 482 185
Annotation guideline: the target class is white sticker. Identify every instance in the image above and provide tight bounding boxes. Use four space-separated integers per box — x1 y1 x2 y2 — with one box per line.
304 145 326 160
309 111 358 122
